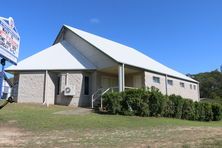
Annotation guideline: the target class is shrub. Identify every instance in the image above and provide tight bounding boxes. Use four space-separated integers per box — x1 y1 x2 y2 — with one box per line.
102 92 123 114
163 97 174 118
149 89 166 117
196 102 213 121
194 102 200 120
203 103 213 121
211 103 222 121
168 95 184 119
181 99 195 120
101 87 222 122
122 89 150 116
195 102 205 121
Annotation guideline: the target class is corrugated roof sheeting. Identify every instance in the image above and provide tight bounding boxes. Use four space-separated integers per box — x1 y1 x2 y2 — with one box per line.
65 25 197 83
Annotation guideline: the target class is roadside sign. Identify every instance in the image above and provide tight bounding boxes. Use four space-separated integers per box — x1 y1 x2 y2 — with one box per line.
0 16 20 99
0 17 20 65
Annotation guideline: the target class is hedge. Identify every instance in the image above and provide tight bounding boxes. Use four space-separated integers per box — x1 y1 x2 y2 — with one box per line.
102 92 122 114
102 88 222 122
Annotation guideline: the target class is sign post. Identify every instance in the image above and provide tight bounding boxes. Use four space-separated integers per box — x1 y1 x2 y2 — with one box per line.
0 59 5 98
0 17 20 99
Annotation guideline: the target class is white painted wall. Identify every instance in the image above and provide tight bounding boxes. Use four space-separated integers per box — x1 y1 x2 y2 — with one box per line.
44 71 57 105
17 72 45 103
144 71 199 101
167 77 199 101
144 72 167 94
55 71 91 107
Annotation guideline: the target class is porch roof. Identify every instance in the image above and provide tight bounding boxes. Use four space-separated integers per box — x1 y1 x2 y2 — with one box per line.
6 41 96 71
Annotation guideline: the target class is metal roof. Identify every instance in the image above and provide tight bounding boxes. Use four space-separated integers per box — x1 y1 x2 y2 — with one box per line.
65 25 197 83
6 40 96 71
7 25 197 83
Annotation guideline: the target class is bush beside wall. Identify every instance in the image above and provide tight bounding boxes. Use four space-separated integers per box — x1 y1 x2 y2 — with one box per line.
149 89 166 117
102 92 122 114
211 103 222 121
102 88 222 122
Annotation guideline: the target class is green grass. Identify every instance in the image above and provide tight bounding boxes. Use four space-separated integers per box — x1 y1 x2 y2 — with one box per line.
0 103 222 147
0 103 221 131
200 98 222 104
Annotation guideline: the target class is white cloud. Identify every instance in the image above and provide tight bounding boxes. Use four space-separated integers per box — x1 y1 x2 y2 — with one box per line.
89 18 100 24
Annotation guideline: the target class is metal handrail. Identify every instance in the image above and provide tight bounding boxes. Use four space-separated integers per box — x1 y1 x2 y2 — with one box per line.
91 86 138 108
125 86 138 90
91 88 105 108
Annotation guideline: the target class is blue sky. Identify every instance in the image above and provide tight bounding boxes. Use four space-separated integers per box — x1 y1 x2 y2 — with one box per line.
1 0 222 74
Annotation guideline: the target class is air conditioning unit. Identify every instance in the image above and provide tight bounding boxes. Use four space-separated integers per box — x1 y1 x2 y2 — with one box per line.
64 85 75 96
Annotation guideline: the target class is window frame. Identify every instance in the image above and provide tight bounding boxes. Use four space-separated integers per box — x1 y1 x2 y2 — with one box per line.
153 76 160 84
180 82 185 88
193 85 196 90
190 84 192 89
167 79 173 86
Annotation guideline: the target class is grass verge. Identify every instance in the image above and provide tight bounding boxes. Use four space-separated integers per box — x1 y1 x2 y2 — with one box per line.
0 103 221 147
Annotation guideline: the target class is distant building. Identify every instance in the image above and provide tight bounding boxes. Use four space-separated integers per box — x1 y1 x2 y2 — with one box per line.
6 25 200 107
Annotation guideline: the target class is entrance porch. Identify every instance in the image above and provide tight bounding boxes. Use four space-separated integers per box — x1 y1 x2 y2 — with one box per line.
91 64 144 108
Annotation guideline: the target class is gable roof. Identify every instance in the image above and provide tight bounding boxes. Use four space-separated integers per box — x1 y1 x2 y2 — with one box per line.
7 25 197 83
64 25 197 83
6 41 96 71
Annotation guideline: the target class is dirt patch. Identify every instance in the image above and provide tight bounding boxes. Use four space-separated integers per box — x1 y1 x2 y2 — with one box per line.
23 126 222 147
0 125 30 147
0 125 221 147
140 126 222 147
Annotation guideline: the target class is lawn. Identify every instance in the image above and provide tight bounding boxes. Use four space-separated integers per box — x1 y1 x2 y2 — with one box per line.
0 103 222 147
200 98 222 104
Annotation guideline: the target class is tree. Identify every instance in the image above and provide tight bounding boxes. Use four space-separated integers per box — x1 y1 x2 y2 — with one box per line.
192 70 222 101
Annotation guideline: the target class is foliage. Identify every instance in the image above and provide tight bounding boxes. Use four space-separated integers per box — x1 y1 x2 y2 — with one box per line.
149 88 166 117
121 89 150 116
102 88 222 122
103 92 123 114
194 102 201 121
168 95 184 119
211 103 222 121
195 102 213 121
181 99 195 120
203 103 213 121
193 70 222 101
163 97 174 118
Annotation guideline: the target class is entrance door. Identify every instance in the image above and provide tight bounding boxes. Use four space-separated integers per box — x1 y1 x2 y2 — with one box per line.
133 75 142 88
101 76 118 89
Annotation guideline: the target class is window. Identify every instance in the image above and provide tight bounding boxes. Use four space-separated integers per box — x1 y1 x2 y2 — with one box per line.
167 79 173 86
180 82 185 88
190 84 192 89
153 76 160 84
56 76 60 95
193 85 196 90
84 76 89 95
